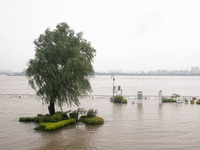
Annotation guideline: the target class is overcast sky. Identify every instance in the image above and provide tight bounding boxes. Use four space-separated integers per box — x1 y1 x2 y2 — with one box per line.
0 0 200 72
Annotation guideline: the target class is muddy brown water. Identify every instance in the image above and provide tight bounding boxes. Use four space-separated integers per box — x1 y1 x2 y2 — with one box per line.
1 76 200 150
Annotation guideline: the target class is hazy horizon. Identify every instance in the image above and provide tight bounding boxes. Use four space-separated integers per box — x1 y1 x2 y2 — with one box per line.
1 0 200 72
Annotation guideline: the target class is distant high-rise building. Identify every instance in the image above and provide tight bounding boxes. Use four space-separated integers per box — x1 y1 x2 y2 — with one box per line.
191 67 200 73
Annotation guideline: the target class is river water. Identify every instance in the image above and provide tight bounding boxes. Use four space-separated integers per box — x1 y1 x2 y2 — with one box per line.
0 75 200 150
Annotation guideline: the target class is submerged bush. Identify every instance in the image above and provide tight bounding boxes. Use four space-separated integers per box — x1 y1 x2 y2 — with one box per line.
35 119 76 131
162 98 176 103
87 109 97 118
79 115 87 121
52 113 62 122
122 98 128 103
111 95 128 103
19 111 66 123
196 100 200 104
20 109 104 130
84 116 104 125
190 100 195 104
62 111 69 120
19 117 35 122
69 112 78 120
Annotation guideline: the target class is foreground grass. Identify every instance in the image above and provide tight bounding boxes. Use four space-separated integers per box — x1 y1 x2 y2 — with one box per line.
35 119 76 131
82 116 104 125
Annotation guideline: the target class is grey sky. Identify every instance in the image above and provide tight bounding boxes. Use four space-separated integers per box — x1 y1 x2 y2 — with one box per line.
0 0 200 72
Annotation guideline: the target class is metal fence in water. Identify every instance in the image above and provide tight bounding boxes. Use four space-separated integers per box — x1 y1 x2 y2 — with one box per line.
0 94 199 100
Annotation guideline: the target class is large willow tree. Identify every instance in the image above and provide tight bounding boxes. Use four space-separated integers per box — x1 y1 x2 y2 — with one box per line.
26 22 96 116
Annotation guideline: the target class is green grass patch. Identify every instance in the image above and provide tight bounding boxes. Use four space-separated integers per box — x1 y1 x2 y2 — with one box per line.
35 119 76 131
84 116 104 125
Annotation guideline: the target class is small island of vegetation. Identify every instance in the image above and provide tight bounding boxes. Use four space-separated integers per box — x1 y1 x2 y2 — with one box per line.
20 108 104 131
162 94 180 103
110 95 128 103
19 22 104 131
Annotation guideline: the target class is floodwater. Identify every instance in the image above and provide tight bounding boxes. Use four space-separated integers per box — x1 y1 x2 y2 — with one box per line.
1 75 200 150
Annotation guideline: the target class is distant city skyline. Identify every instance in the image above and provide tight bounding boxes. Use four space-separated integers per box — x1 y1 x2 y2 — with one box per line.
106 66 200 73
1 66 200 75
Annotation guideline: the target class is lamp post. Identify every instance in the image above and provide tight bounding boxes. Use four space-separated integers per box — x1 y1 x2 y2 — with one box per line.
111 75 115 98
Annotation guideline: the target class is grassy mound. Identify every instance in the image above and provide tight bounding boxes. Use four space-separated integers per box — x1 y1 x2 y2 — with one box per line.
84 116 104 125
35 119 76 131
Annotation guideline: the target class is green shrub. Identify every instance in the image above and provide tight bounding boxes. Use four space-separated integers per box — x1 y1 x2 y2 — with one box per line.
37 114 43 117
52 113 62 122
87 109 97 118
62 111 69 120
162 98 176 103
111 95 128 103
69 112 78 120
36 119 76 131
19 111 65 123
122 98 127 103
34 114 52 123
113 95 123 103
190 100 195 104
79 115 87 121
19 116 52 123
196 100 200 104
19 117 35 122
84 116 104 125
36 115 46 123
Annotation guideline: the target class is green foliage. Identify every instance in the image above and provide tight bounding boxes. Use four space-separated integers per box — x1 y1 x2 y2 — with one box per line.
190 100 195 104
52 113 62 122
79 115 87 121
122 98 128 103
36 119 76 131
26 22 96 115
111 95 128 103
196 100 200 104
19 111 66 123
69 112 78 120
62 111 69 120
162 98 176 103
185 99 188 103
19 117 35 122
87 109 97 118
84 116 104 125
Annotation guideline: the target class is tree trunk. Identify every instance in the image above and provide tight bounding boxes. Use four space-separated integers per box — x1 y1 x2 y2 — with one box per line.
48 102 55 116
